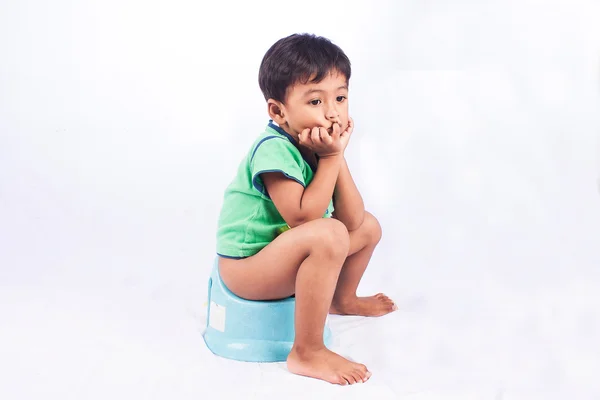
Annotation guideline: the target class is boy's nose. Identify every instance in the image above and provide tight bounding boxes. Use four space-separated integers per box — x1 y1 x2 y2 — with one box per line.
326 109 340 124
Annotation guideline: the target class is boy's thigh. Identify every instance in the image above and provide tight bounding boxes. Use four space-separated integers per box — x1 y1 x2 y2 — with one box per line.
219 218 347 301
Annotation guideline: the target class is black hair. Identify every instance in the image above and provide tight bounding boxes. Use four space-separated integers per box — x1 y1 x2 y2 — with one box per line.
258 33 351 103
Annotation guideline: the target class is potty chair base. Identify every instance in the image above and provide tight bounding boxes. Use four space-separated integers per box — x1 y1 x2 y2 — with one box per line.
203 258 333 362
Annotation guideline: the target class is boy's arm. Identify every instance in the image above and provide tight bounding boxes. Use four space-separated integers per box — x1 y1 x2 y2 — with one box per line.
332 156 365 231
262 155 343 228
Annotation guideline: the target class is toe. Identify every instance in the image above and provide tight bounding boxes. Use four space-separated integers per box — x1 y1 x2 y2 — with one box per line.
350 371 362 384
380 296 392 304
353 367 366 381
342 373 355 385
354 364 369 379
355 363 368 372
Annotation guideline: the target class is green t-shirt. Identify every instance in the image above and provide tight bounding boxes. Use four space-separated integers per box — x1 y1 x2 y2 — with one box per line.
216 121 335 258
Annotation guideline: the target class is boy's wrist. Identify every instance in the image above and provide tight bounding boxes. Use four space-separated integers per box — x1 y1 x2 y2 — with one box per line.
318 152 343 160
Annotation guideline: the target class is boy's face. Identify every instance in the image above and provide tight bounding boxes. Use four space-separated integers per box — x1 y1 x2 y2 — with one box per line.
271 70 349 138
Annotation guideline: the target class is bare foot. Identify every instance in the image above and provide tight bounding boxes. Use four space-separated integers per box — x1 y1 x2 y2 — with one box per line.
329 293 397 317
287 346 371 385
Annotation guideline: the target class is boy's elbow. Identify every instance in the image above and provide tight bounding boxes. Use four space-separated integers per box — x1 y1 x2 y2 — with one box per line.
284 210 309 228
287 218 306 229
287 215 318 228
287 209 325 228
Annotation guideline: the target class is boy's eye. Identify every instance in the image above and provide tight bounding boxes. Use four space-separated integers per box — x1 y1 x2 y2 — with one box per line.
336 96 347 102
310 99 321 106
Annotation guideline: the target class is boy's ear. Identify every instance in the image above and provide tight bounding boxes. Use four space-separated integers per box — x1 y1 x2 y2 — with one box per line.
267 99 286 125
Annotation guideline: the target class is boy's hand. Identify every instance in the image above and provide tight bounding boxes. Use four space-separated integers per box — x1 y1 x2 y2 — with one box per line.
340 117 354 148
298 118 354 158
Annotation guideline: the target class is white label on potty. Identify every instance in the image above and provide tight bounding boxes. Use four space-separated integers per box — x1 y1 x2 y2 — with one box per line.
209 301 226 332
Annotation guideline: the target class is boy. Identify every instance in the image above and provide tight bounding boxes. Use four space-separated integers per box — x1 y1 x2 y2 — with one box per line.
215 33 396 385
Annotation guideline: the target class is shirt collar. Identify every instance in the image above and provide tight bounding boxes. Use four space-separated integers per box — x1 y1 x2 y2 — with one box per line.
266 120 317 172
267 120 296 143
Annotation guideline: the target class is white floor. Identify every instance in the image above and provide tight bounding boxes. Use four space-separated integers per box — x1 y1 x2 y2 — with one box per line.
2 1 600 399
3 194 600 399
3 214 600 400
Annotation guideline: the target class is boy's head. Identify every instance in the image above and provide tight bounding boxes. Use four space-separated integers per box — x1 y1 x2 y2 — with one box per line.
258 33 352 137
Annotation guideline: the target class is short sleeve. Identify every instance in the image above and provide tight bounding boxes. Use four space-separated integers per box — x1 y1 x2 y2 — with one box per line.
250 136 305 198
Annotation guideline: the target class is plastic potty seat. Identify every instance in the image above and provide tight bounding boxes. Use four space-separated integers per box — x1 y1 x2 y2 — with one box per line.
203 257 333 362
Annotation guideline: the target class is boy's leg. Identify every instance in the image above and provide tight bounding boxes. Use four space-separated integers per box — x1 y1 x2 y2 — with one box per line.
218 218 371 385
330 211 397 317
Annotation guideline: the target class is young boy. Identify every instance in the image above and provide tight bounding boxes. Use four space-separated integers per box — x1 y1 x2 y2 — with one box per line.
215 33 396 385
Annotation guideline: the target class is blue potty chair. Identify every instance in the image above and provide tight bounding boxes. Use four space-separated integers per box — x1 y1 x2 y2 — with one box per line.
203 258 333 362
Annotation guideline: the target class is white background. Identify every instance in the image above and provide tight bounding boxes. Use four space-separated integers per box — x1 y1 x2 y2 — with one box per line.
1 0 600 398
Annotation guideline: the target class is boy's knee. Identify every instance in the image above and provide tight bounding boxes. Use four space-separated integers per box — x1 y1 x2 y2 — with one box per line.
364 211 382 245
314 218 350 260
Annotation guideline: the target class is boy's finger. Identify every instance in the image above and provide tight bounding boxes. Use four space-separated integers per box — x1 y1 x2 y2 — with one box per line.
302 128 312 143
320 127 333 145
298 128 309 143
319 127 330 140
311 127 321 143
332 123 341 140
302 129 316 147
341 118 353 137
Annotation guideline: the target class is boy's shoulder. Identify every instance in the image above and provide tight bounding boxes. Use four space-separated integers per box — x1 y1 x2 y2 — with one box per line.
248 121 301 161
